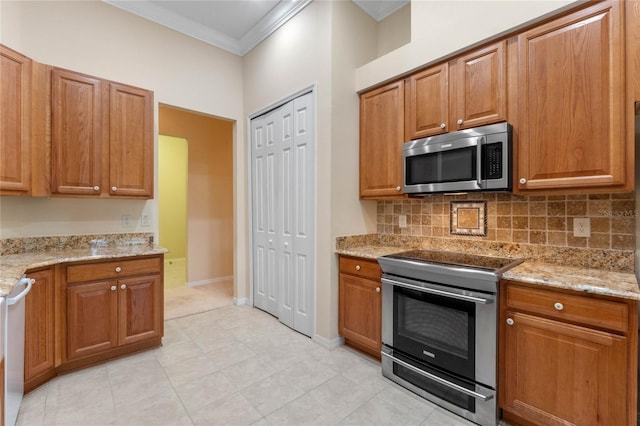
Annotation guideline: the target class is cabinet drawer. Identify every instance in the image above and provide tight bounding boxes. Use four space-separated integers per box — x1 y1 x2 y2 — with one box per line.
339 256 381 281
67 256 162 283
505 284 629 333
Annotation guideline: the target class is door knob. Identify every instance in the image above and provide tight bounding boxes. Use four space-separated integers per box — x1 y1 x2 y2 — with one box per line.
284 242 288 248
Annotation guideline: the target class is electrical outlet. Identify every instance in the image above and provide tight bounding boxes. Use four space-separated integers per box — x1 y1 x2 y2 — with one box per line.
141 214 151 227
398 214 407 228
573 217 591 237
121 214 132 227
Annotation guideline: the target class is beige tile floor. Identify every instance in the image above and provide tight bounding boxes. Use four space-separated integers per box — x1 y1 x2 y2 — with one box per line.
164 281 234 320
17 305 476 426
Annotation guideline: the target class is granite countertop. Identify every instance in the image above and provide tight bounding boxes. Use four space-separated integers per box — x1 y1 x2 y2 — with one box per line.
0 245 168 297
336 244 640 301
502 261 640 301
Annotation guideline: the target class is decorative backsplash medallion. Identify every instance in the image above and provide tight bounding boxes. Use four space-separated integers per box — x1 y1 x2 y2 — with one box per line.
450 201 487 236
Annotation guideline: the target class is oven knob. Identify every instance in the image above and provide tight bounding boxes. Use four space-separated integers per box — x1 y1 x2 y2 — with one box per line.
355 265 361 271
554 302 564 311
519 178 527 185
376 287 380 293
506 318 514 326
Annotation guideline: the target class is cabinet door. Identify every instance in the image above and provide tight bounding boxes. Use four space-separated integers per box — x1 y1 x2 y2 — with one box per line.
118 275 163 346
24 268 55 391
51 68 105 195
405 63 448 139
359 80 405 199
501 311 628 426
0 45 32 194
452 41 506 130
516 1 626 192
109 82 153 198
339 272 381 358
66 281 118 360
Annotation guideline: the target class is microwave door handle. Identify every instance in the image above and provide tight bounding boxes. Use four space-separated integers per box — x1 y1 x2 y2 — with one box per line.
476 136 484 188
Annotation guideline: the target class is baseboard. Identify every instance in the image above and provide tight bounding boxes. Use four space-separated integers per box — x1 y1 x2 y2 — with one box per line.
233 297 249 306
313 334 344 350
187 276 233 287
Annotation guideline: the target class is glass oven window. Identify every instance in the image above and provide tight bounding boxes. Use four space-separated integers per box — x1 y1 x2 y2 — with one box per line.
405 146 476 185
394 286 476 380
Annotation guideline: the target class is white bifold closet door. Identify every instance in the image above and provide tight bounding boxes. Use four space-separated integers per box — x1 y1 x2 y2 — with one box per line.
251 92 314 337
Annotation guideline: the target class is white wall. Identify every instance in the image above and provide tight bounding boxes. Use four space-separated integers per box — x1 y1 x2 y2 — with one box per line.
356 0 576 91
243 0 379 342
0 0 247 298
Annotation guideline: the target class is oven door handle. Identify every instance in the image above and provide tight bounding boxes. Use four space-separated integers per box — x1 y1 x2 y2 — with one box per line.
381 351 494 402
381 277 493 304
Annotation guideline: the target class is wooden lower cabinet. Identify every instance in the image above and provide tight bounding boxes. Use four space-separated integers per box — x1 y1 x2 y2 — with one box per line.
63 256 163 366
338 255 382 359
24 267 56 393
500 280 637 425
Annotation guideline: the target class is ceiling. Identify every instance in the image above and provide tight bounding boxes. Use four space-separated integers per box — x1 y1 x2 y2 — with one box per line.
104 0 409 56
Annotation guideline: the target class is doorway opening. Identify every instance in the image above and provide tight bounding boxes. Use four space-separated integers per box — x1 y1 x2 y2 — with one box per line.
158 104 235 320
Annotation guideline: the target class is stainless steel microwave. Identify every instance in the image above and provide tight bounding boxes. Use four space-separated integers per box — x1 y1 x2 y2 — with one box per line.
403 122 512 194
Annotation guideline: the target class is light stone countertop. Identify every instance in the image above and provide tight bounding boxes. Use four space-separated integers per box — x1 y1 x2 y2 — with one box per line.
336 245 640 301
502 261 640 301
0 245 168 297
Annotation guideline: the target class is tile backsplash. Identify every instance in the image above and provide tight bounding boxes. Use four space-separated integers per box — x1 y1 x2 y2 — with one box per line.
377 192 635 251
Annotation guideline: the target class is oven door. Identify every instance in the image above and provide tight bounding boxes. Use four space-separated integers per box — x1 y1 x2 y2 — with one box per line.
381 275 496 387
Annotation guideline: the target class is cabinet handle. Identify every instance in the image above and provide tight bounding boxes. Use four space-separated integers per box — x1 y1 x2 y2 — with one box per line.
506 318 514 326
554 302 564 311
111 186 118 192
457 119 463 125
111 285 116 291
121 284 127 290
376 287 381 293
115 266 122 273
93 185 100 191
355 265 361 271
440 123 446 129
519 178 527 185
395 186 401 191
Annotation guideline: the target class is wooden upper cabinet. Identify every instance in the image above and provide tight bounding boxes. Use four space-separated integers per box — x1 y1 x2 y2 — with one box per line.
359 80 405 199
51 68 105 195
405 63 449 139
109 83 153 198
452 41 506 130
50 68 154 198
516 0 627 192
0 45 32 194
405 40 506 140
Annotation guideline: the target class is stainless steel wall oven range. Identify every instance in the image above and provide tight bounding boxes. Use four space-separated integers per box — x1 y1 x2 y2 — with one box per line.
378 250 522 426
